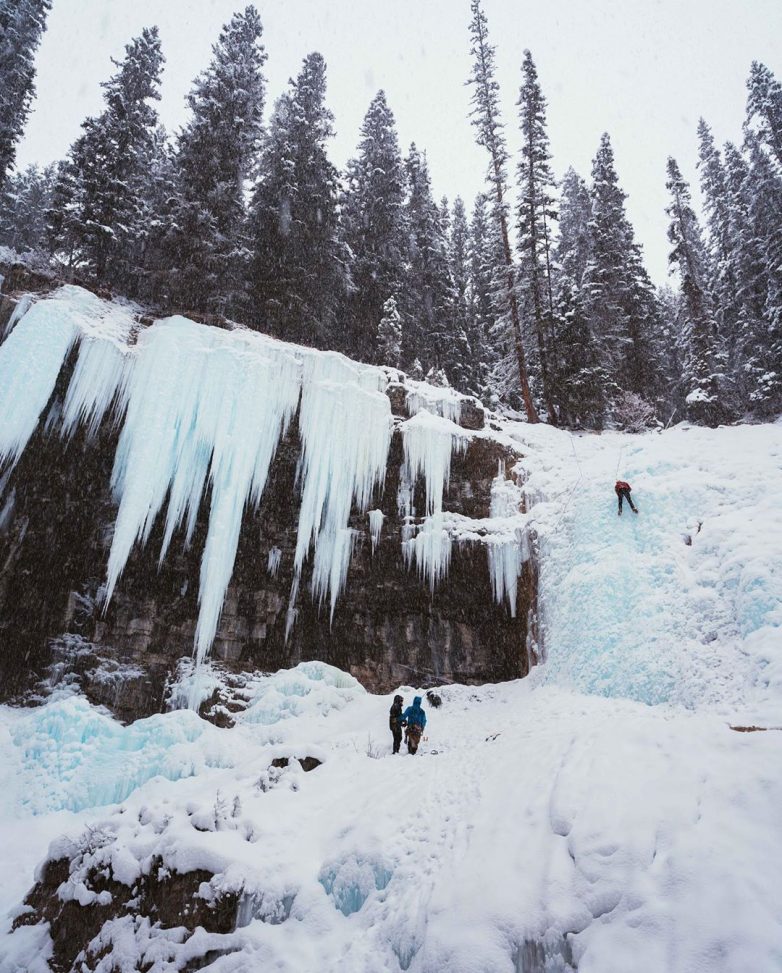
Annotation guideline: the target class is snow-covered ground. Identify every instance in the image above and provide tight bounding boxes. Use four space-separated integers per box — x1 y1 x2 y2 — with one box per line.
1 421 782 972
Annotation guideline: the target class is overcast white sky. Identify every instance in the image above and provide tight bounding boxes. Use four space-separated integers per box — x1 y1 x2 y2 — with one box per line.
17 0 782 283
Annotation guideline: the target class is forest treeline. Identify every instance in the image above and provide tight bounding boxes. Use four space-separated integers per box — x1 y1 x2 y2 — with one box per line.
1 0 781 427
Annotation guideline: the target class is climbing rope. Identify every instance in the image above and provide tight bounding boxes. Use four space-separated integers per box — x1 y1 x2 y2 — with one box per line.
615 444 626 479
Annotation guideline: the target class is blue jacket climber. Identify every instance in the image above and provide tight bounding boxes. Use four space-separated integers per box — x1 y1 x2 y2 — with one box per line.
400 696 427 754
401 696 427 729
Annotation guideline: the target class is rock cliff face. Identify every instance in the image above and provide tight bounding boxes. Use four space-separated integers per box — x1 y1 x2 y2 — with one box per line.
0 266 537 720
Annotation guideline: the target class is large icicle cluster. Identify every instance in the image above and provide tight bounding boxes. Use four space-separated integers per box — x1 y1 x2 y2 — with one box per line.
0 287 133 465
0 288 395 667
400 410 468 592
405 381 463 424
293 353 391 623
485 465 528 617
0 285 532 673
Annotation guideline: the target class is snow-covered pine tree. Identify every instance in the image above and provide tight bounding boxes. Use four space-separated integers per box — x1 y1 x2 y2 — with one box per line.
377 296 402 368
556 168 593 292
340 90 407 362
0 162 55 252
164 6 266 313
467 193 499 402
0 0 52 189
744 136 782 413
447 196 477 394
516 49 558 422
551 281 609 428
249 52 347 347
722 140 770 411
583 133 662 410
46 27 164 289
696 118 739 358
466 0 538 422
696 121 732 273
665 156 725 425
135 127 179 304
550 168 607 427
745 61 782 167
402 143 457 375
439 195 451 240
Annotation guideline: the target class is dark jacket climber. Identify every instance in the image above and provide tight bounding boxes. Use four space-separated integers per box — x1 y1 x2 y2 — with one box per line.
389 695 404 754
401 696 427 754
615 480 638 516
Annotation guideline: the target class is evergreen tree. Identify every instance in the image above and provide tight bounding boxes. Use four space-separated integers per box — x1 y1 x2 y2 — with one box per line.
744 136 782 412
340 90 407 361
0 162 55 252
402 143 456 373
516 49 558 421
249 52 347 346
555 168 593 292
136 127 179 303
665 156 724 424
377 296 402 368
0 0 52 189
550 281 609 428
696 118 738 353
696 120 732 272
46 28 164 289
164 6 266 313
467 0 538 421
550 168 607 427
467 193 499 402
722 140 769 409
745 61 782 166
583 133 661 406
439 195 451 240
447 196 476 393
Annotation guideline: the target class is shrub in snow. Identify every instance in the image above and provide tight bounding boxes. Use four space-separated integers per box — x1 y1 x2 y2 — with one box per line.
612 391 658 433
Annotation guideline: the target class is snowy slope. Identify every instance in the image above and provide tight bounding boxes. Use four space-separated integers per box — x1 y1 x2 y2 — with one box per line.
1 422 781 972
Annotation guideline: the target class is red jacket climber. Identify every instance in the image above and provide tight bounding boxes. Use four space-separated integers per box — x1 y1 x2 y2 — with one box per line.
615 480 638 516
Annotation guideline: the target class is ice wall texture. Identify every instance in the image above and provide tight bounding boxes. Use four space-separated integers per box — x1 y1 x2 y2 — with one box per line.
514 423 782 716
0 287 528 671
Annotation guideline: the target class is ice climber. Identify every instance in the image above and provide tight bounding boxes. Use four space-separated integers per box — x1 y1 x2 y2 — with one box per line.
401 696 427 755
389 695 405 754
615 479 639 516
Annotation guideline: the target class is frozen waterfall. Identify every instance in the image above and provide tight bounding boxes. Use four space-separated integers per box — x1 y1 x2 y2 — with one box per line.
0 286 531 673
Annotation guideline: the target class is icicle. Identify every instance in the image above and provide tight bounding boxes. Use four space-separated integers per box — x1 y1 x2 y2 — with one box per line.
486 532 528 617
405 384 462 424
61 337 129 439
2 293 34 338
396 466 415 519
402 513 452 593
490 462 523 518
100 317 303 667
0 286 136 468
267 546 282 577
401 410 468 516
486 465 529 615
368 509 384 552
292 351 392 620
0 299 78 467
